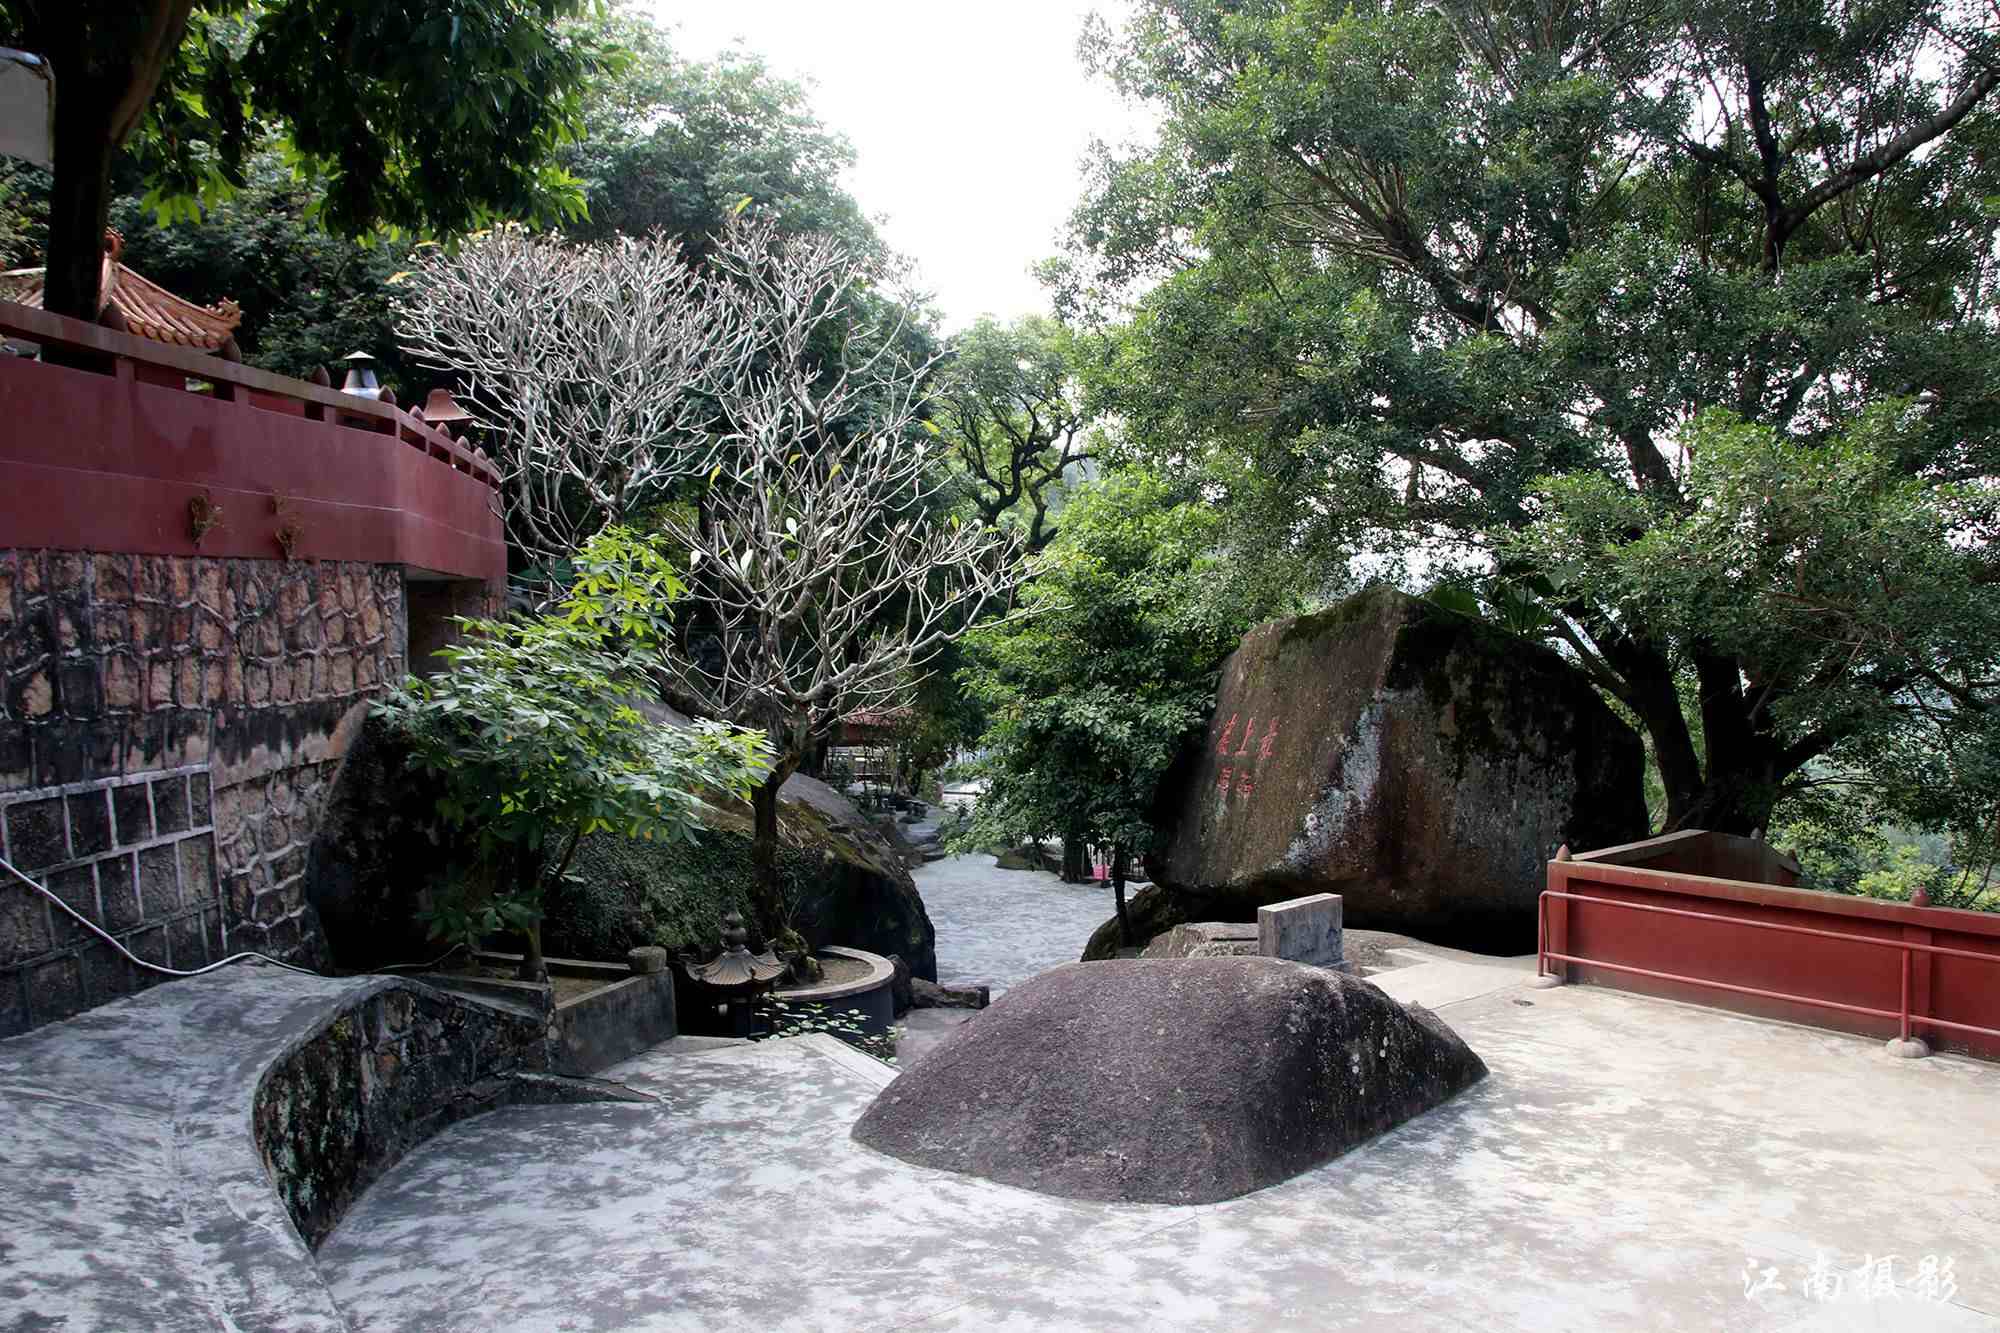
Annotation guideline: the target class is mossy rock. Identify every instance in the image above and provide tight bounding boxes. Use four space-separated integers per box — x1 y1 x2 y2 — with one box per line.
1149 585 1648 953
542 772 937 980
994 844 1058 873
1079 882 1237 961
308 717 936 980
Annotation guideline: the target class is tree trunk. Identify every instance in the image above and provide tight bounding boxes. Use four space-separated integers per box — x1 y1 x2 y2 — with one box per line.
1663 767 1785 837
1061 832 1087 884
40 70 117 324
749 757 799 942
517 919 547 983
1112 845 1131 947
29 3 195 322
1610 634 1804 837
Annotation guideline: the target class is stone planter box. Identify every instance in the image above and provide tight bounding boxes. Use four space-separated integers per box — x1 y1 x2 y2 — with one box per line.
771 945 898 1037
417 953 676 1076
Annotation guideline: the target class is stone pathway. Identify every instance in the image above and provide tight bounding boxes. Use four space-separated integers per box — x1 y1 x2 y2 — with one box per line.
318 979 2000 1331
915 851 1121 995
895 851 1126 1066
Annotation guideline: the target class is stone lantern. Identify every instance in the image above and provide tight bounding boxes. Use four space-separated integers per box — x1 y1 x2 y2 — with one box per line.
684 913 786 1037
338 351 382 398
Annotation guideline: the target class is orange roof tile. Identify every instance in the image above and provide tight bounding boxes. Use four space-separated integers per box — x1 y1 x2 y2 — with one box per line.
0 230 241 353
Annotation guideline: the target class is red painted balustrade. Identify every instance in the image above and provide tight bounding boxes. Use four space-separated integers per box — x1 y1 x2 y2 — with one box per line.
0 302 503 582
1541 832 2000 1060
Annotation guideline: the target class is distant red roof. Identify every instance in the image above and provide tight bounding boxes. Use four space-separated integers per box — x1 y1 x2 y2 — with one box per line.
841 709 912 729
1 230 241 354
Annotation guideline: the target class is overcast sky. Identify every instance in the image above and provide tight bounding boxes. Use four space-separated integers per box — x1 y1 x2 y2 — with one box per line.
651 1 1150 331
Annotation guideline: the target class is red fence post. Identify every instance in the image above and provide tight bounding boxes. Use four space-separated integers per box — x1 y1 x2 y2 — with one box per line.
1534 848 1571 988
1900 950 1911 1044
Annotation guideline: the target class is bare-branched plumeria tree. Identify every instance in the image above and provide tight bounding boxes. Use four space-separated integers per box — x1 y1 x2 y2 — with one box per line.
401 216 1026 933
399 225 748 562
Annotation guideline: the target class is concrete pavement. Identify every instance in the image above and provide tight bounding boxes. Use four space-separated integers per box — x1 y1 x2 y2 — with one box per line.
318 968 2000 1331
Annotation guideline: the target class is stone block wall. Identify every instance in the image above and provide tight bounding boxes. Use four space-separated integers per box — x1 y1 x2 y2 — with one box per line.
254 981 554 1249
0 549 433 1038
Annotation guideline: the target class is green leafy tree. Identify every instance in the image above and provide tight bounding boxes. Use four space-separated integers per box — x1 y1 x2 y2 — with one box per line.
559 8 880 262
0 0 599 322
1064 0 2000 837
0 161 45 267
957 470 1278 941
374 528 771 979
931 316 1095 552
105 149 415 383
1515 404 2000 861
57 7 881 390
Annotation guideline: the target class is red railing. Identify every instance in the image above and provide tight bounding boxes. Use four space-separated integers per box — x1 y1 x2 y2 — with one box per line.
1539 888 2000 1048
0 299 505 580
0 301 498 488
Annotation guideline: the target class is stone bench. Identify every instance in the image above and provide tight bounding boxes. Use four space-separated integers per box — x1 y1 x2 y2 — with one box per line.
0 964 633 1329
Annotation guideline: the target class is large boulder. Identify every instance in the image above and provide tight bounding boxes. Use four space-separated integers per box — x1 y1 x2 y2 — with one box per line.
543 770 936 979
305 713 452 969
309 715 935 979
852 957 1486 1204
1146 587 1647 952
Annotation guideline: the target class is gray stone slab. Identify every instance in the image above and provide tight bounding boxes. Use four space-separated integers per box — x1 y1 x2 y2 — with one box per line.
0 965 392 1332
1259 891 1344 967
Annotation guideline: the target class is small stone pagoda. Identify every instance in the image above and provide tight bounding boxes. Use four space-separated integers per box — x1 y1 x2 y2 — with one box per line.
0 228 243 357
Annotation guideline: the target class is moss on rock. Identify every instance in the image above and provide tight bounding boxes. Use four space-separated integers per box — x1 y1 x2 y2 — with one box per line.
1149 585 1648 953
541 776 937 980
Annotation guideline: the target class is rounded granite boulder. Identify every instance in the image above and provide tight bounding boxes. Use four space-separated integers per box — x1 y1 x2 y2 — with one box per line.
852 957 1487 1204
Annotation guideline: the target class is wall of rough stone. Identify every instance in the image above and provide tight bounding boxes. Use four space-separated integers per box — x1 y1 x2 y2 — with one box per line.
254 980 554 1249
0 548 458 1038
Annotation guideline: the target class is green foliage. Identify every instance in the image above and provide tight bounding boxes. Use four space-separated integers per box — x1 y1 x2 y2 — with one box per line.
1775 810 1998 912
1515 405 2000 858
1064 0 2000 837
0 161 45 267
558 6 880 262
955 470 1293 865
416 871 543 962
930 316 1094 552
106 148 415 383
1 5 889 389
121 0 602 237
373 528 772 957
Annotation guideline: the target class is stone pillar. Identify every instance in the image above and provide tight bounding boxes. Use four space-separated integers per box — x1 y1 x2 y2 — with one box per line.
1258 893 1346 971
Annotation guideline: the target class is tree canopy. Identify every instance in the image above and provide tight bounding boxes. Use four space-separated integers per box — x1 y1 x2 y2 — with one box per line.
11 5 889 391
1064 0 2000 842
559 9 883 263
930 315 1095 552
0 0 601 320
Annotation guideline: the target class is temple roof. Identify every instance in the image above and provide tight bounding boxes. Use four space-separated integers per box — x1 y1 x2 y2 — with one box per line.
841 708 912 729
0 230 242 354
